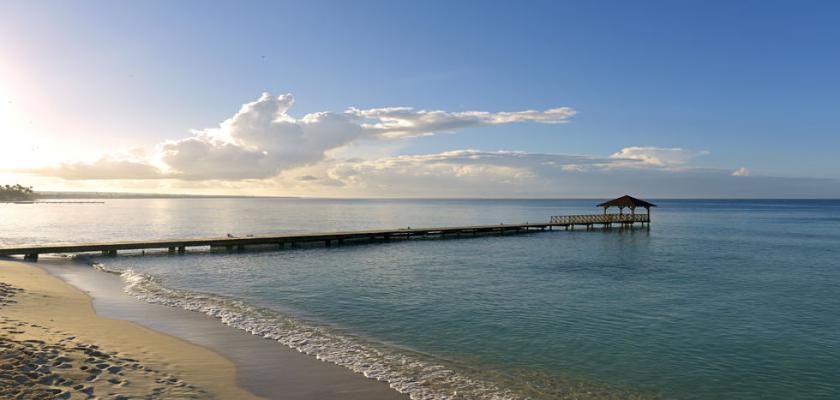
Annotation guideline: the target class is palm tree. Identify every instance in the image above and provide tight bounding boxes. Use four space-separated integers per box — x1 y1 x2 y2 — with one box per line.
0 184 36 201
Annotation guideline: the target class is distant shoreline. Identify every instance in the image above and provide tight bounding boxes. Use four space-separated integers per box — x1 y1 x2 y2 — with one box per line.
22 193 840 201
33 191 300 200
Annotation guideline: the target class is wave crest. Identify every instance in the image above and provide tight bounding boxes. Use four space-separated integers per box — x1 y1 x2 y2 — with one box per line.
116 268 516 400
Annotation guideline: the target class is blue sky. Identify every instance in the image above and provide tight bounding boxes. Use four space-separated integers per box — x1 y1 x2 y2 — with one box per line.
1 1 839 197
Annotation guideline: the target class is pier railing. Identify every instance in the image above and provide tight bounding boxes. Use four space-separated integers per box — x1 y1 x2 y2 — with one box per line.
549 213 649 225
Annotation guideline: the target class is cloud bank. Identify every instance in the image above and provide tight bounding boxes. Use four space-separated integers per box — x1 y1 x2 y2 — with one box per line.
270 149 840 198
22 92 840 198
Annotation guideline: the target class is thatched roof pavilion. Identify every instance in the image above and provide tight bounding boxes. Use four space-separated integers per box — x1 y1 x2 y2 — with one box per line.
597 195 656 215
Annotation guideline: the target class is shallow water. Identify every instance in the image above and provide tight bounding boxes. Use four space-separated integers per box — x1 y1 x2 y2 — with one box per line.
2 199 839 399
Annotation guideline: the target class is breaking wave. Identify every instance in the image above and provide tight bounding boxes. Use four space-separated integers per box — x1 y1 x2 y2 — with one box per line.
113 267 524 400
82 259 646 400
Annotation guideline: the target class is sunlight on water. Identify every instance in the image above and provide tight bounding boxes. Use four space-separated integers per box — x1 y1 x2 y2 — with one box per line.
2 199 840 399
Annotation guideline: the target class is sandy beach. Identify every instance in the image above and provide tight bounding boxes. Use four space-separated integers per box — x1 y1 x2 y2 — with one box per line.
0 258 259 399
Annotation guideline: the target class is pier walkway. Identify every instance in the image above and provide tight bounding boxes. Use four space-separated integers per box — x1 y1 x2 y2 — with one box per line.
0 213 649 262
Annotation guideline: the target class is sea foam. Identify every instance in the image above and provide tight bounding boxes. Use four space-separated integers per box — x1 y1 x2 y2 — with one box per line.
108 266 517 400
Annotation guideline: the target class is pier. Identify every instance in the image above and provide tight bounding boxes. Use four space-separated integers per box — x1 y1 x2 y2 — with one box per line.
0 196 654 262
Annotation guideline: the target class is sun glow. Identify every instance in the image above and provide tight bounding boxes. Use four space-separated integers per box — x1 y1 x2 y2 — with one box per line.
0 57 60 171
0 88 46 170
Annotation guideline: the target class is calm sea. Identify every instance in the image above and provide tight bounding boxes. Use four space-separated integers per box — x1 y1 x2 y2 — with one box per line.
2 199 839 399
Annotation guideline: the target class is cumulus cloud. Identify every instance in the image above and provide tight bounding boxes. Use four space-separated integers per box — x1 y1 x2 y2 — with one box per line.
610 146 709 167
33 92 576 181
159 93 366 180
732 167 751 177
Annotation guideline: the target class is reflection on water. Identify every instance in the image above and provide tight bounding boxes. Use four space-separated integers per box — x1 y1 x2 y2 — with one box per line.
3 199 840 399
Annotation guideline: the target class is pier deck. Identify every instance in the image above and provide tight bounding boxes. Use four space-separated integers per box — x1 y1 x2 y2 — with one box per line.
0 213 649 261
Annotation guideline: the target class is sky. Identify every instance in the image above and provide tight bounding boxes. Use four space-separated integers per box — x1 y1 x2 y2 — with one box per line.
1 0 839 198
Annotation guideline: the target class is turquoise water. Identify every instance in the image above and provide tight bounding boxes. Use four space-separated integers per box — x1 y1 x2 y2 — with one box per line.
2 199 839 399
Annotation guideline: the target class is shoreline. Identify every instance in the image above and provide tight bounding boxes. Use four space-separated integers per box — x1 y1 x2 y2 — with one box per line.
0 258 258 399
6 257 407 400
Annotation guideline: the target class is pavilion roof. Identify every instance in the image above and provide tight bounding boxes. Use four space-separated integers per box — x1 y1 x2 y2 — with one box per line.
596 195 656 209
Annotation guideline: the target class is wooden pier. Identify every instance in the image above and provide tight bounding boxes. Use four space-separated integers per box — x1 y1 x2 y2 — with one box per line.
0 215 648 262
0 196 655 262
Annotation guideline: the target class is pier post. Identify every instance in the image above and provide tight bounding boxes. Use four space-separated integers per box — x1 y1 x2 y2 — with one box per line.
23 253 38 262
325 240 332 247
102 250 117 257
168 247 176 253
236 245 245 252
178 246 186 254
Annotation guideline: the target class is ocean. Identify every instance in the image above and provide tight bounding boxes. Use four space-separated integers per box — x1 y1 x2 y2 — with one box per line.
1 198 838 399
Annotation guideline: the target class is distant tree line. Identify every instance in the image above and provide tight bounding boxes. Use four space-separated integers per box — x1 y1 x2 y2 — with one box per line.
0 184 36 201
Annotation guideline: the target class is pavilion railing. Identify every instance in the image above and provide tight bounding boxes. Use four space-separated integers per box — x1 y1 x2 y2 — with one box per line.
549 213 649 225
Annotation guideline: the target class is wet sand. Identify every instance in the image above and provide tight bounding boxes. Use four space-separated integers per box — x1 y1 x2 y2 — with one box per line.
30 258 408 400
0 259 258 399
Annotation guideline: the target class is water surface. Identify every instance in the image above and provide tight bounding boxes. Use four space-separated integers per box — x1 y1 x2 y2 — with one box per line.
2 199 838 399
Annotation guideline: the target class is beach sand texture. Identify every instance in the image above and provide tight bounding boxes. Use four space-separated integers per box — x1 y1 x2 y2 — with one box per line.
0 259 259 399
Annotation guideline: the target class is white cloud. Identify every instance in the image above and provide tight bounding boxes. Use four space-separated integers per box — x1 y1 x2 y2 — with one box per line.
24 92 837 198
326 150 621 186
293 150 635 196
33 93 576 181
276 150 840 198
610 146 709 167
349 106 576 138
159 93 365 180
732 167 751 177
